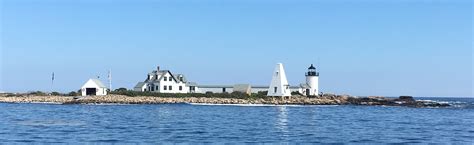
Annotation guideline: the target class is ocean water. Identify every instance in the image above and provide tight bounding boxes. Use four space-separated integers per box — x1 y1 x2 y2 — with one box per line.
0 97 473 143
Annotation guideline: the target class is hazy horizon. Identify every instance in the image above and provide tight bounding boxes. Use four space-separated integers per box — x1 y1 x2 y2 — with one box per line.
1 0 472 97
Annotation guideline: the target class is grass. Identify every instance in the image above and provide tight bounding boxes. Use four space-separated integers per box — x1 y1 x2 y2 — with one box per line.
109 90 270 99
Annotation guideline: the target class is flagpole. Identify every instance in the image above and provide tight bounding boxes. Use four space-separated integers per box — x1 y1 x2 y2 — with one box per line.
51 72 54 93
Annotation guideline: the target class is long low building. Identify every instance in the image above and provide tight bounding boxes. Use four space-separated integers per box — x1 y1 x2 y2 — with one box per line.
134 64 319 96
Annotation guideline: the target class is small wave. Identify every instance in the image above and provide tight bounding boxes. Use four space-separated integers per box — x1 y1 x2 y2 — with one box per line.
17 120 85 126
14 102 63 105
82 103 139 106
188 103 340 107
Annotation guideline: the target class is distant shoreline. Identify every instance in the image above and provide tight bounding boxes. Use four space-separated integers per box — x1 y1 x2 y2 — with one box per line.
0 94 450 108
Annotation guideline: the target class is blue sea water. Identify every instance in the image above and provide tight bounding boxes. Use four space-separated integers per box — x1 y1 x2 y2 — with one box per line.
0 97 473 143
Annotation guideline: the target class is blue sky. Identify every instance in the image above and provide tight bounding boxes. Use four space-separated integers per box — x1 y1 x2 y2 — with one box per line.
1 0 472 97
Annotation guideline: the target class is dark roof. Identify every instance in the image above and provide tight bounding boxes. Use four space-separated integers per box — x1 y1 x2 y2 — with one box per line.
308 64 316 69
145 70 184 83
197 85 233 88
134 82 146 88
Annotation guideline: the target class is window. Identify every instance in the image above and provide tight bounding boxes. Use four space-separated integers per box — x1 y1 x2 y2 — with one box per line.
156 86 159 90
164 77 167 81
164 86 167 90
274 87 277 93
276 72 279 76
169 77 173 81
223 88 226 92
179 77 183 81
169 86 173 90
179 86 182 91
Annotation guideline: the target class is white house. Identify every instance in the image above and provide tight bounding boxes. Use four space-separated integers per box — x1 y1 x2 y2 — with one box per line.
134 66 196 93
267 63 291 97
81 79 108 96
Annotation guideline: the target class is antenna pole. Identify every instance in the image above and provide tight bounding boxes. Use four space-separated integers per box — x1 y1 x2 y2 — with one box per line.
108 69 112 91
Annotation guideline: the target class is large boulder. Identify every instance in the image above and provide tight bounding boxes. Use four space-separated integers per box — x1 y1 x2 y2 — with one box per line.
396 96 415 103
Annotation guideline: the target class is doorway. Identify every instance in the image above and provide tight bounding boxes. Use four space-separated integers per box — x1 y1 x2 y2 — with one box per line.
306 89 310 96
86 88 97 96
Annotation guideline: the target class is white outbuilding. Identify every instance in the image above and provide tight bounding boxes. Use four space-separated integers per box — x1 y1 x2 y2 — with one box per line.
267 63 291 97
81 79 108 96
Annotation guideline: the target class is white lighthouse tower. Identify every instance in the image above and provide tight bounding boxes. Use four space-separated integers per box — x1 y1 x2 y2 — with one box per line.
305 64 319 96
267 63 291 97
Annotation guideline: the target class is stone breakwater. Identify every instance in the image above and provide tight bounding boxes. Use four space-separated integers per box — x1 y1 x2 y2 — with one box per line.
0 95 449 107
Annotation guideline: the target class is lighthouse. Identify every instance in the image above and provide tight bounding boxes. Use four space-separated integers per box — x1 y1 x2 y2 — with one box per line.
305 64 319 96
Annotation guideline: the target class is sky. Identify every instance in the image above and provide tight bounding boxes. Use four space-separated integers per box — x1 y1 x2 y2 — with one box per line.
0 0 472 97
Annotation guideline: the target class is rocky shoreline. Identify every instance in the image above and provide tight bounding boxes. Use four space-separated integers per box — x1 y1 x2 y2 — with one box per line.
0 94 449 108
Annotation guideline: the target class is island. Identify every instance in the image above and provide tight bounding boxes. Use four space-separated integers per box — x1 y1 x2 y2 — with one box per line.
0 92 449 108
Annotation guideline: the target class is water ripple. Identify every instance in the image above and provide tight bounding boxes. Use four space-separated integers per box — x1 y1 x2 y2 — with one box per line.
0 98 473 143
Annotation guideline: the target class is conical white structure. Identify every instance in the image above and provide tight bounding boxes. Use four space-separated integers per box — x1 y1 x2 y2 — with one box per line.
267 63 291 97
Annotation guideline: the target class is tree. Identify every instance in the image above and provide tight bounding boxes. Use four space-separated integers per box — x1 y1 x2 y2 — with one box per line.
114 88 128 92
51 92 61 96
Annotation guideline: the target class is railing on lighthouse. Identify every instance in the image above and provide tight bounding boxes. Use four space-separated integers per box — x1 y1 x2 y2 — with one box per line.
305 71 319 76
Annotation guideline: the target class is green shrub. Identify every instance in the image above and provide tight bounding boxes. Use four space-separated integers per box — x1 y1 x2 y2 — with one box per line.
114 88 128 92
109 90 255 99
248 91 268 100
5 93 20 97
51 92 61 96
28 91 47 96
291 91 302 96
68 91 78 96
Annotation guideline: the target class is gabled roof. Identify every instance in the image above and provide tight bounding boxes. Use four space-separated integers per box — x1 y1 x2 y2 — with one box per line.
82 79 107 88
198 85 233 88
175 74 187 83
155 70 179 83
145 70 187 84
134 82 146 88
187 82 198 86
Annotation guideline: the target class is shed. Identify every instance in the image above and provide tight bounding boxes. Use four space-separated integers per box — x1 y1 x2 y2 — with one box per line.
233 84 252 95
81 79 108 96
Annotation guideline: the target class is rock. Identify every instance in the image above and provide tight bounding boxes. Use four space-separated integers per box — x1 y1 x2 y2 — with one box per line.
398 96 415 101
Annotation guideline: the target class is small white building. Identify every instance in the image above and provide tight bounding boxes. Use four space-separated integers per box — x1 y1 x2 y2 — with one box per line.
81 79 108 96
267 63 291 97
